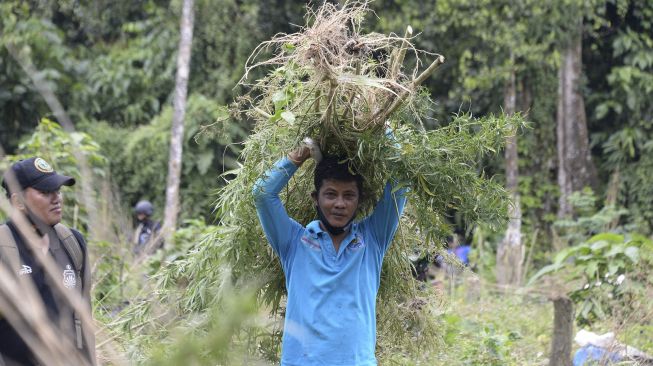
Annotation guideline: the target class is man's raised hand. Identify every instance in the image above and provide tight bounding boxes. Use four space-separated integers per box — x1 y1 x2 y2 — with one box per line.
288 137 322 167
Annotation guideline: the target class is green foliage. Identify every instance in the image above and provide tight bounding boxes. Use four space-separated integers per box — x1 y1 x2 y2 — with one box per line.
145 287 262 366
553 189 629 246
88 94 246 222
75 4 177 126
621 323 653 355
92 239 128 313
529 184 653 327
104 219 260 363
587 1 653 234
2 118 108 233
0 1 82 151
530 232 652 325
435 287 552 366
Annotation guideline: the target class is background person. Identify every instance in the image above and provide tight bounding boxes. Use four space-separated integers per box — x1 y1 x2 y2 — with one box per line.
132 200 162 255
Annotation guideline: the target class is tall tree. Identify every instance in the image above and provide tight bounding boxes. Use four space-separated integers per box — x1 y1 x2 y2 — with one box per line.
496 64 524 286
556 13 597 219
162 0 195 245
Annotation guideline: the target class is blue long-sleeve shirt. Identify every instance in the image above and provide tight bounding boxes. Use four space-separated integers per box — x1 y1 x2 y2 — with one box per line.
253 157 407 366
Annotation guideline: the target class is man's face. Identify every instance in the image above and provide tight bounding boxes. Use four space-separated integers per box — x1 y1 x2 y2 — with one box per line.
313 179 360 228
18 187 64 226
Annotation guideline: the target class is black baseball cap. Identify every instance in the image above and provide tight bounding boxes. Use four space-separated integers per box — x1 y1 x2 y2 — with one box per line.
2 157 76 194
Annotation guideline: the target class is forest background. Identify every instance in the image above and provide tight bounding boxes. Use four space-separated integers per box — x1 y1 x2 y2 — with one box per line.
0 0 652 365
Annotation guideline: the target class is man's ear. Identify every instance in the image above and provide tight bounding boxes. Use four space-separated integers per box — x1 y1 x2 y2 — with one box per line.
311 191 318 204
10 192 25 210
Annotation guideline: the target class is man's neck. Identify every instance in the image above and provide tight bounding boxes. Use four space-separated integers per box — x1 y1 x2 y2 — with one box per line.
37 230 51 254
319 222 349 253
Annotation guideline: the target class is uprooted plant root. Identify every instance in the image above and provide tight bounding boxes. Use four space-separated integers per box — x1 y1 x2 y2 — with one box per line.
239 1 444 152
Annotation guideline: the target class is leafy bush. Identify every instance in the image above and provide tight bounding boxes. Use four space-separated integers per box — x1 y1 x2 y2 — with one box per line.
87 93 246 223
104 219 273 365
1 118 108 234
0 2 83 152
434 286 552 366
530 232 652 326
552 188 629 247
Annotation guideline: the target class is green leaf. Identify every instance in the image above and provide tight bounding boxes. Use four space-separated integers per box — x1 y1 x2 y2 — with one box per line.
591 298 606 319
528 263 564 285
587 232 623 245
281 111 296 124
608 262 620 275
605 246 625 257
577 254 597 262
584 261 599 278
595 103 609 119
580 300 592 319
553 248 572 264
282 43 296 53
590 240 610 252
272 90 288 110
624 246 639 263
417 175 436 196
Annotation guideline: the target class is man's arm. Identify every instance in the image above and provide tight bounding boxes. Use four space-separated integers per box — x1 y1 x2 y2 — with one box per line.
365 181 407 253
365 127 408 252
252 147 310 260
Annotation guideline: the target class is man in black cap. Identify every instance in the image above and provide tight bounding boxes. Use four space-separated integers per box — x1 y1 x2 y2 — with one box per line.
0 157 96 366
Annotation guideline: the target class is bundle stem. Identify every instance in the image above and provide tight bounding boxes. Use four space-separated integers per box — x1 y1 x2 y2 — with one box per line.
379 55 445 123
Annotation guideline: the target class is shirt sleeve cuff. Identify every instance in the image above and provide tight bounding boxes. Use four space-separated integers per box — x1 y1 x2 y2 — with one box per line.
276 156 300 175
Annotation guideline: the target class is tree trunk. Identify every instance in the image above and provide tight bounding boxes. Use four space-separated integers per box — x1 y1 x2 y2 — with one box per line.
556 20 597 219
496 67 523 287
162 0 195 246
549 296 574 366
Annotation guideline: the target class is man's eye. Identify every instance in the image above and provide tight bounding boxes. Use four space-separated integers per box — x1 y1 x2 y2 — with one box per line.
39 190 60 195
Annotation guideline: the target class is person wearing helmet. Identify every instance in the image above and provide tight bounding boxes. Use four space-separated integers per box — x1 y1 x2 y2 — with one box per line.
132 200 162 255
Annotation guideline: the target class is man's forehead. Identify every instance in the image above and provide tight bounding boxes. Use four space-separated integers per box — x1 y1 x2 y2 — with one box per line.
321 179 359 191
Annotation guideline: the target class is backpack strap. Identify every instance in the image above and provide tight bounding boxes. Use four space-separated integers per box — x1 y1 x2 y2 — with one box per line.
0 224 21 270
54 224 84 272
53 223 85 350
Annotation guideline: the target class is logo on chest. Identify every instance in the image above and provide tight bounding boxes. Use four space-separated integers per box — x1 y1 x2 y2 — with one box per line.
347 235 365 251
63 265 77 289
19 265 32 275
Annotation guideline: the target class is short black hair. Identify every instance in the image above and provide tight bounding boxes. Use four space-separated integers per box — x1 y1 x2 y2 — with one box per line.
314 155 364 195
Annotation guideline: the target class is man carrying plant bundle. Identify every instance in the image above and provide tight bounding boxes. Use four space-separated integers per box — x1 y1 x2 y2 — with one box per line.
253 139 407 366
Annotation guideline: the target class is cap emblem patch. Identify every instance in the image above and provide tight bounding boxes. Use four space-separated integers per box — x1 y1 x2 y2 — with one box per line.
34 158 54 173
